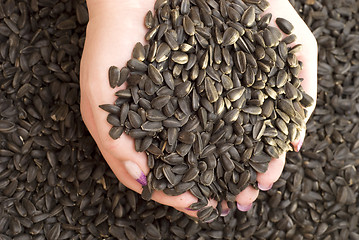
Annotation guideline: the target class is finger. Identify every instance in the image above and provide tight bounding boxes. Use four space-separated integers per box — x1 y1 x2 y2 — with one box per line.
99 145 202 210
80 72 150 179
176 198 218 221
83 92 201 211
81 82 150 182
220 201 230 217
291 127 306 152
175 207 198 219
151 191 199 210
257 153 286 191
236 186 259 212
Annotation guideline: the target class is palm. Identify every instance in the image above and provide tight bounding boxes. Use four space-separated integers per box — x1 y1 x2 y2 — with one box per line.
80 0 317 217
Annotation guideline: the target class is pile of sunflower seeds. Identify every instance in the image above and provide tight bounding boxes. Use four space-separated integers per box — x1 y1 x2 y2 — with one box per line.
102 0 314 221
0 0 358 239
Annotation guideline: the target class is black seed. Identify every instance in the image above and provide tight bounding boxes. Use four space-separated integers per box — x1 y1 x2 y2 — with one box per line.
145 10 155 29
141 121 163 132
197 206 213 221
127 58 148 72
222 27 240 46
151 92 171 107
276 17 294 34
241 6 255 27
200 169 214 186
132 42 146 61
148 64 163 85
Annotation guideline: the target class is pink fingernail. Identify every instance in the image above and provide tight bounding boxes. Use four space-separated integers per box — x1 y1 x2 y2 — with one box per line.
124 161 147 186
220 209 230 217
296 138 303 152
237 203 252 212
258 183 273 191
136 172 147 186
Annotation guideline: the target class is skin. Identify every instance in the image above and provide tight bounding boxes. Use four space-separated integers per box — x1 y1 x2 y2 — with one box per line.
80 0 317 218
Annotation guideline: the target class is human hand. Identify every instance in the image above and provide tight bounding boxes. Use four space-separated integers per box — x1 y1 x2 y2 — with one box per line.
80 0 202 217
80 0 317 218
231 0 317 214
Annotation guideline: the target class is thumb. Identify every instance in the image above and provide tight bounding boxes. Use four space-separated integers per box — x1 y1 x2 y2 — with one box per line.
81 92 149 185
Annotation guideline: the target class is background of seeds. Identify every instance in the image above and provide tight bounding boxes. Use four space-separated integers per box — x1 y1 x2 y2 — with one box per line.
0 0 358 239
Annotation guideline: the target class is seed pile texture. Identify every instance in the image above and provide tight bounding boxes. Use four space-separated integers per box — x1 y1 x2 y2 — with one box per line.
102 0 314 221
0 0 358 239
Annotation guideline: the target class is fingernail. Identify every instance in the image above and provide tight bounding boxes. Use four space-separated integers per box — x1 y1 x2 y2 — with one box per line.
237 203 252 212
220 208 230 217
124 161 147 186
296 138 303 152
258 183 273 191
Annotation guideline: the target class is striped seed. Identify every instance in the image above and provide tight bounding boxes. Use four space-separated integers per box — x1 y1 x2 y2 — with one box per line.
205 78 219 103
241 6 255 27
276 17 294 34
132 42 146 61
108 66 121 88
222 27 240 46
145 11 155 29
183 15 195 36
171 51 188 64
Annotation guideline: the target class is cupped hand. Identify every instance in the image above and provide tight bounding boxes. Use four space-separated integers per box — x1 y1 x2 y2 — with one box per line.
80 0 317 218
224 0 317 215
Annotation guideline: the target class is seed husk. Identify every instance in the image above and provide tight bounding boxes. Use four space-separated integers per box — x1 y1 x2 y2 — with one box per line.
175 81 192 98
127 58 148 72
189 201 207 211
234 51 247 74
222 27 240 46
223 108 240 123
241 6 255 27
145 10 155 29
132 42 146 61
164 31 179 51
197 206 214 221
243 106 262 115
148 64 163 85
200 169 214 186
183 15 195 36
227 87 245 102
109 66 121 88
141 121 163 132
151 95 171 109
300 92 315 107
276 17 294 34
182 167 199 182
278 99 296 118
171 51 189 64
205 78 219 103
156 42 171 62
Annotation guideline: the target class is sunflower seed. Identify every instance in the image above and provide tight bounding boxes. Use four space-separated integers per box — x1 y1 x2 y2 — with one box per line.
241 6 255 27
276 17 294 34
132 42 146 61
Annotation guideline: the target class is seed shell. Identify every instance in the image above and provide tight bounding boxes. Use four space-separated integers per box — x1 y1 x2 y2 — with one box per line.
222 27 240 46
276 17 294 34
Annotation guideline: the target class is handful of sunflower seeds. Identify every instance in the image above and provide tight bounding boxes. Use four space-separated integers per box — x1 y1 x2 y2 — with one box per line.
100 0 314 222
